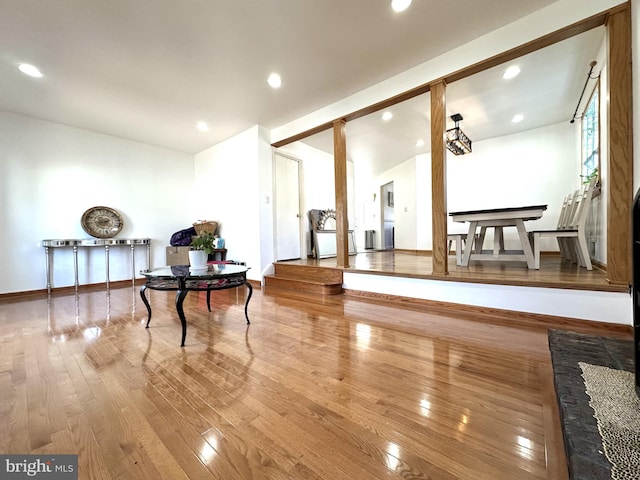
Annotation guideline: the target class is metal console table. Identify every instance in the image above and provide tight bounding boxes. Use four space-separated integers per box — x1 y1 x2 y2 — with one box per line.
42 238 151 291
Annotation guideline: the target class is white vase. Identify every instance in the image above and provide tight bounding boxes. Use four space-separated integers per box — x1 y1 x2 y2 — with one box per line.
188 250 208 268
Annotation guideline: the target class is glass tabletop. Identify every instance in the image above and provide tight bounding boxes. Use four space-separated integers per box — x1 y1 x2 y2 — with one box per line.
140 264 248 279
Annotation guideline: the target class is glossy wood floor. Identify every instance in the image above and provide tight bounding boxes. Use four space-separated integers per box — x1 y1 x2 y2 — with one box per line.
281 250 623 292
1 284 626 479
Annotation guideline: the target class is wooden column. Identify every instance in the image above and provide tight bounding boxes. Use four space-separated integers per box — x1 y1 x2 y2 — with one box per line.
430 81 448 276
333 119 349 268
606 6 632 285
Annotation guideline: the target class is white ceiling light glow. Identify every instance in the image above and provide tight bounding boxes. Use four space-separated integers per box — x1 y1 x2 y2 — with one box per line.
381 111 393 121
415 139 425 147
196 121 209 132
267 73 282 89
391 0 412 12
18 63 43 78
512 114 524 123
503 65 520 80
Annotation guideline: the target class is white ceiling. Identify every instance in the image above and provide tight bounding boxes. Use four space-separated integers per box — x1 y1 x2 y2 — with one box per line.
299 26 605 176
0 0 569 155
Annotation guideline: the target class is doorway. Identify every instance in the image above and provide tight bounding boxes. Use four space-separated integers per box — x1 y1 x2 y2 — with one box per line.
274 153 303 261
381 181 394 250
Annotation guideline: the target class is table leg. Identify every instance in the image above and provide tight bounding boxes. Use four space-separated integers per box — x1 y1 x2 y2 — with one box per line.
206 289 212 312
516 220 536 269
176 289 189 347
461 221 478 266
105 245 110 289
140 284 152 326
131 244 136 283
73 245 79 290
492 227 504 257
477 227 486 253
45 246 52 292
244 282 252 324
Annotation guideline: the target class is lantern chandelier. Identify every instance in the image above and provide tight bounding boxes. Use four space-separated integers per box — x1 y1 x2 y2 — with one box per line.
446 113 472 155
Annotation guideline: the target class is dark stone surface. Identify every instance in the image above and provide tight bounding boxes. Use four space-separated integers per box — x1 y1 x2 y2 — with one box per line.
548 329 634 480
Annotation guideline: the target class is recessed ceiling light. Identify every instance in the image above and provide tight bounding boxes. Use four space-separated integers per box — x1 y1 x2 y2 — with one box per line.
415 139 425 147
391 0 412 12
381 111 393 121
512 114 524 123
267 73 282 89
18 63 43 78
503 65 520 80
196 121 209 131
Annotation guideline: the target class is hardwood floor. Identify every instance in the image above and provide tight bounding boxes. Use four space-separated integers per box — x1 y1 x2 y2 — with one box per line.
1 283 626 479
280 250 623 292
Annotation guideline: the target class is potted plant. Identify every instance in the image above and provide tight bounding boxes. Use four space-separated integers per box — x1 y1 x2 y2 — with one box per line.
189 232 215 269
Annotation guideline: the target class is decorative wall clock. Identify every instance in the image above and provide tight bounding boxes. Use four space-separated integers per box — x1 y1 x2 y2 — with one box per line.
81 206 123 238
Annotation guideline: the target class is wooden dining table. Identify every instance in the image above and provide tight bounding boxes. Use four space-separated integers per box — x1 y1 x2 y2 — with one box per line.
449 204 548 269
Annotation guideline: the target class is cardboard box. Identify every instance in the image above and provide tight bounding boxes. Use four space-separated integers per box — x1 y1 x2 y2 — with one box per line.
166 246 190 266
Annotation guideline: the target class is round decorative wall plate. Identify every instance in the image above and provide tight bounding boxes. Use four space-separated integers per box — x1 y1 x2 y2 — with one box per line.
81 206 123 238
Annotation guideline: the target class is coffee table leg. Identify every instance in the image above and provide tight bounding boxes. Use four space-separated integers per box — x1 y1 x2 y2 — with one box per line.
206 289 212 312
244 282 252 324
140 285 152 327
176 289 189 346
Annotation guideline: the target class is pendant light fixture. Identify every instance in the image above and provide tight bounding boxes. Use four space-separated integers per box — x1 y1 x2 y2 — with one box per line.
446 113 472 155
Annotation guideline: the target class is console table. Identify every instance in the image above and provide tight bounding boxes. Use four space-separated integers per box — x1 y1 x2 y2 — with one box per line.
140 264 252 346
42 238 151 291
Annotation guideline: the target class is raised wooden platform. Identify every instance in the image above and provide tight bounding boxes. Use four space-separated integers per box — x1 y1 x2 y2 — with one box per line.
272 250 623 293
264 262 343 295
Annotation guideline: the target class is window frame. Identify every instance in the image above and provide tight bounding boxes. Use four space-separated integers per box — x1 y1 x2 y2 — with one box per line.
580 79 601 195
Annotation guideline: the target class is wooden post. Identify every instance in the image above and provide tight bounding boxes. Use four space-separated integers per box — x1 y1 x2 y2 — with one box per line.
430 81 448 276
334 119 349 268
606 6 632 285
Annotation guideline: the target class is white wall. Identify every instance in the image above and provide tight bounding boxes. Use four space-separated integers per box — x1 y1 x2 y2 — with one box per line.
359 122 577 252
447 122 578 251
278 142 336 212
194 126 273 281
374 159 416 250
343 272 631 325
0 110 194 294
416 155 433 251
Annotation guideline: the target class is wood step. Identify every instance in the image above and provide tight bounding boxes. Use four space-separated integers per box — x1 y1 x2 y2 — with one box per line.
266 262 343 295
273 263 343 284
264 274 342 295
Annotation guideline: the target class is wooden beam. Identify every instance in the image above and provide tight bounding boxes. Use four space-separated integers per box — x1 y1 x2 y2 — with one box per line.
606 5 633 286
430 80 448 276
271 122 333 148
333 119 349 268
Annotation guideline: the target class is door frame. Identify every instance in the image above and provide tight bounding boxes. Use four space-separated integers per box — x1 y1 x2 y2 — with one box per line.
273 151 304 261
380 181 394 250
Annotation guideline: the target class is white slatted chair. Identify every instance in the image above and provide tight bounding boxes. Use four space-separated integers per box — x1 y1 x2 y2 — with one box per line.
556 191 579 263
531 178 596 270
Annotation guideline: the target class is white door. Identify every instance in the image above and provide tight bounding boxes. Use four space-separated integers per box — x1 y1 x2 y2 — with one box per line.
275 153 302 260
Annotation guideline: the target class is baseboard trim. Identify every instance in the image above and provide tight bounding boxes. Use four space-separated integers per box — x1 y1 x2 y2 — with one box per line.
0 277 263 301
343 288 632 336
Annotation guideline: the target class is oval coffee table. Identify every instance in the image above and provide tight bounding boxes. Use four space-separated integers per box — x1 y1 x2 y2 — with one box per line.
140 264 252 346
